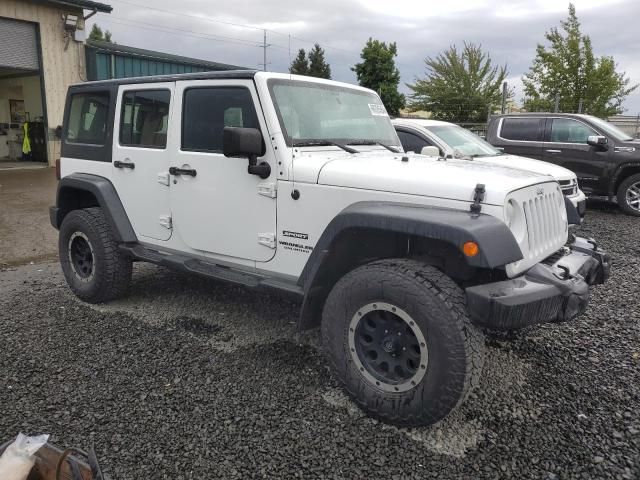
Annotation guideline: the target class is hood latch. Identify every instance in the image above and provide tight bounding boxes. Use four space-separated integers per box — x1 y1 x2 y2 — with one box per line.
470 184 486 216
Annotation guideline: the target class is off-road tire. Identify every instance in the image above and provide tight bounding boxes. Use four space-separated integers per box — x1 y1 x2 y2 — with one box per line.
617 173 640 216
321 258 485 427
59 207 132 303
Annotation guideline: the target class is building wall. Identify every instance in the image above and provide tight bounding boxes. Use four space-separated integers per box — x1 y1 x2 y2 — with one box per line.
0 0 87 165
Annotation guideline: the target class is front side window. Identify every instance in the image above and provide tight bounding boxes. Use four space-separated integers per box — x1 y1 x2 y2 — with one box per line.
182 87 260 153
268 79 400 147
549 118 597 144
120 90 171 149
500 117 544 142
427 125 500 158
397 130 432 154
66 92 110 145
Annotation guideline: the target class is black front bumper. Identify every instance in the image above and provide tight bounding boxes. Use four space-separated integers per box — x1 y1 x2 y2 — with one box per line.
466 236 610 330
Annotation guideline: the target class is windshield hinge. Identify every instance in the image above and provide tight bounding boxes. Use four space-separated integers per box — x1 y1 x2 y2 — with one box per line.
470 184 485 216
257 182 277 198
258 232 276 249
158 215 172 229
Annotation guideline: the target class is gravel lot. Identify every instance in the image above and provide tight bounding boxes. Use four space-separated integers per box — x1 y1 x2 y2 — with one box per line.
1 203 639 479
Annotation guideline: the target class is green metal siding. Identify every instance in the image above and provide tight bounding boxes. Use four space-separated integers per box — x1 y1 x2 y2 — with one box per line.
86 48 224 81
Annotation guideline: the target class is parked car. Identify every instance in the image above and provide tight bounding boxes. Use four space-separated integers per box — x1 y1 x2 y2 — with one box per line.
392 118 587 220
486 113 640 216
50 71 609 427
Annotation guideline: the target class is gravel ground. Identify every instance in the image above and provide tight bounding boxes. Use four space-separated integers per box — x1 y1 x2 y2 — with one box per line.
1 203 639 479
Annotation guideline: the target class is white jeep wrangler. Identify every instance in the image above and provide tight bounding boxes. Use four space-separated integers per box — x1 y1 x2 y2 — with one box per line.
51 71 610 427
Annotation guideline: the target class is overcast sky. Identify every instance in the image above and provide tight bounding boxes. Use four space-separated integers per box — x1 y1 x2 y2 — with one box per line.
90 0 640 114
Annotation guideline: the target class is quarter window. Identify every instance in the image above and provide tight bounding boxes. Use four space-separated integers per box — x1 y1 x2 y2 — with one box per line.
182 87 260 152
549 118 596 144
66 92 110 145
500 117 544 142
397 130 434 154
119 90 171 148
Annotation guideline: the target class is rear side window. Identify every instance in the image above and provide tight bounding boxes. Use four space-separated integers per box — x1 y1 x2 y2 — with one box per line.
119 90 171 149
66 92 110 145
182 87 260 153
397 130 433 154
500 117 543 142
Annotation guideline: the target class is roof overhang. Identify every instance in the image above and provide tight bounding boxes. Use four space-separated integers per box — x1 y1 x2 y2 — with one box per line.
36 0 112 14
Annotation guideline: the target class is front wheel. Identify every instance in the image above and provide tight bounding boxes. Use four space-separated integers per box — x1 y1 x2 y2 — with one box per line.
59 207 132 303
321 259 485 427
617 173 640 216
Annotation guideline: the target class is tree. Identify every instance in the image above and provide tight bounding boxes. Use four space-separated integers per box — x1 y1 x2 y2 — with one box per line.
307 44 331 79
289 48 309 75
352 38 405 116
523 3 637 116
407 43 508 123
88 24 113 43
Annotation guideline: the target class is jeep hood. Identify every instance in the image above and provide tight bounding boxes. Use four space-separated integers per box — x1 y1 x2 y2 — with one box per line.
474 154 576 183
293 150 554 206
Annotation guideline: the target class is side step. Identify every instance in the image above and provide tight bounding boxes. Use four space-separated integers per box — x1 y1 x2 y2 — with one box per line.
119 244 303 296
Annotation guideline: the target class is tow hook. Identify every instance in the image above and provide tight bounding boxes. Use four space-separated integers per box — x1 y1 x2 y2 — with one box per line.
470 184 486 216
556 264 572 280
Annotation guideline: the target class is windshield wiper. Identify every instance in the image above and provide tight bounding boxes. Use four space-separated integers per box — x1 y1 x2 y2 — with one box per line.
346 140 400 153
292 140 358 154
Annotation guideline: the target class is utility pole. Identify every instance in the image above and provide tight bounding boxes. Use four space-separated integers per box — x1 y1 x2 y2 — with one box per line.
258 29 271 71
554 93 560 113
578 98 583 114
501 81 508 114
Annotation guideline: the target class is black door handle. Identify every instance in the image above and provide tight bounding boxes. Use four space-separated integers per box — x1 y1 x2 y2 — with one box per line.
114 160 135 169
169 167 197 177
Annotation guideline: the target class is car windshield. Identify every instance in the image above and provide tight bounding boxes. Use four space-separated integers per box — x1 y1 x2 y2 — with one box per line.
268 78 400 148
585 116 634 141
427 125 502 158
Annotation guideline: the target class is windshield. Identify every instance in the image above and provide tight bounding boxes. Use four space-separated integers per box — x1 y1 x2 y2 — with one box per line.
268 79 400 148
427 125 501 158
585 116 634 141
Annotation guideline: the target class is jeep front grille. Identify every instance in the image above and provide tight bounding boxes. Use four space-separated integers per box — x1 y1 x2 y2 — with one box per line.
522 190 567 259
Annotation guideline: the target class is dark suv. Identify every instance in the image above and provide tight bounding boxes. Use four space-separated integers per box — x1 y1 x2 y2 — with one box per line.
486 113 640 215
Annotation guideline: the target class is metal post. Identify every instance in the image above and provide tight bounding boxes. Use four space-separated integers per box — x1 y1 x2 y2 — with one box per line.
554 93 560 113
578 98 583 114
263 30 267 72
501 81 508 114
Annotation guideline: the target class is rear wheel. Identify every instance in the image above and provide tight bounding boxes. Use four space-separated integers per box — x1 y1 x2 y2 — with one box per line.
321 259 485 427
59 207 132 303
617 173 640 216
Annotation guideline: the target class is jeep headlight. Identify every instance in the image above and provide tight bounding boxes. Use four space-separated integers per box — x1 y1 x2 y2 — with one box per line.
505 199 526 243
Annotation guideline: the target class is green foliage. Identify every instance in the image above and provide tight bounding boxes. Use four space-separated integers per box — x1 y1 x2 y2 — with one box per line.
289 48 309 75
352 38 405 116
308 44 331 79
523 3 637 116
88 24 113 43
407 43 508 122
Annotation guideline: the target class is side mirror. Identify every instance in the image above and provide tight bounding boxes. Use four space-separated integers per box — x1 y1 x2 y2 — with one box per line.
587 135 607 148
223 127 270 179
420 146 440 157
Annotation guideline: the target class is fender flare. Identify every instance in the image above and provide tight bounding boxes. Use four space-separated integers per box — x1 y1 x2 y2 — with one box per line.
609 161 640 196
50 173 137 243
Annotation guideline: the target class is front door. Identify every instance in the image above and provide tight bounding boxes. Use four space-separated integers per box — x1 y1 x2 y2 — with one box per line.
543 117 607 192
112 83 173 241
170 80 277 262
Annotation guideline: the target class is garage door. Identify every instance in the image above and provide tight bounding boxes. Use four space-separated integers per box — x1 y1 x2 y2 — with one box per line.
0 18 39 74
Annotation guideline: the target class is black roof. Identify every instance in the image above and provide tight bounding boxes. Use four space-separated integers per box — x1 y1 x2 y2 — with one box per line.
85 39 247 70
71 69 259 88
37 0 113 13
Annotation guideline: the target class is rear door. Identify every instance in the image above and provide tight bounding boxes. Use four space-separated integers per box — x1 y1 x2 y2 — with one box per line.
543 117 607 192
169 79 277 262
495 117 545 160
112 83 173 241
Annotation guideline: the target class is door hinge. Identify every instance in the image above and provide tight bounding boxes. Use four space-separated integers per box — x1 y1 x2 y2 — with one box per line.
159 215 172 229
470 183 485 216
157 171 170 186
257 182 277 198
258 232 276 249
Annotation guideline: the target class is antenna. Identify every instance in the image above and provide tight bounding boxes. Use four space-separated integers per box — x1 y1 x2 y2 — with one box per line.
258 29 271 71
